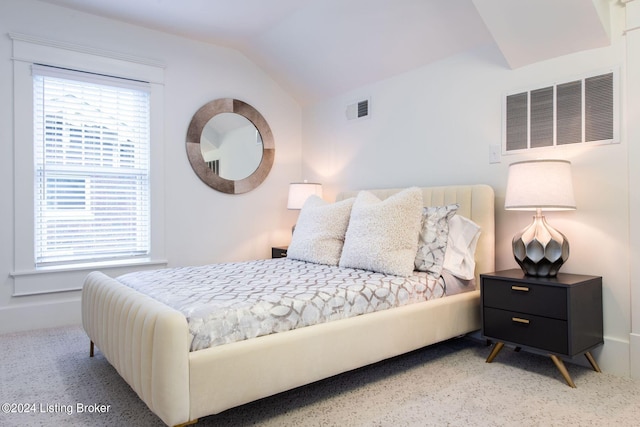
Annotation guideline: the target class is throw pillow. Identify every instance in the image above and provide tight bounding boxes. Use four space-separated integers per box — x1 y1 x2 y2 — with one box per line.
339 187 423 276
414 203 459 276
287 195 355 266
443 215 481 280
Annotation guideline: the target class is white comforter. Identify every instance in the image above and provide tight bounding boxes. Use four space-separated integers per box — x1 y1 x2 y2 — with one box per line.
117 258 445 351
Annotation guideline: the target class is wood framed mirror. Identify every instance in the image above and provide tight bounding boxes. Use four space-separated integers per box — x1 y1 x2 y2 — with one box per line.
186 98 275 194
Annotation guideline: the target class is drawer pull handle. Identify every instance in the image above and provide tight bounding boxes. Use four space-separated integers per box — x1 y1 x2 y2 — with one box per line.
511 286 530 292
512 317 530 324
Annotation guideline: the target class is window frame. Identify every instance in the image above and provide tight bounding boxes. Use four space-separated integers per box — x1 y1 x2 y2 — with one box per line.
10 33 166 295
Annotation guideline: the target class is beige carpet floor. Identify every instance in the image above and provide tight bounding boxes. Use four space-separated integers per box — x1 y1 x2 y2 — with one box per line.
1 325 639 426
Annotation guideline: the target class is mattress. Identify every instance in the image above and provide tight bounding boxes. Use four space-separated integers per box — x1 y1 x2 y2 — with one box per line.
116 258 447 351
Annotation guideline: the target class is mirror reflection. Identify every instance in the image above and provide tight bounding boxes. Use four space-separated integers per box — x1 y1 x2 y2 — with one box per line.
200 113 263 181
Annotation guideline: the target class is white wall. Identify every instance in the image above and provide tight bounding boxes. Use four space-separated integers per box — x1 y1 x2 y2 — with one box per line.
0 0 301 332
626 1 640 379
302 3 633 376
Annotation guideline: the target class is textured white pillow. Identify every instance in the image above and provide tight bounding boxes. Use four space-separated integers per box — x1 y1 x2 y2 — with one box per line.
339 187 423 277
287 195 355 266
443 215 481 280
414 203 459 276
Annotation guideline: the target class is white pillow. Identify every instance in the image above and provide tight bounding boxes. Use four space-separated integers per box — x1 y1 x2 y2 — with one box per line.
339 187 423 276
443 215 481 280
414 204 459 276
287 195 355 266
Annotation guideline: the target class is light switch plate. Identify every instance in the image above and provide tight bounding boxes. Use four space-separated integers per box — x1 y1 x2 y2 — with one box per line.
489 144 501 164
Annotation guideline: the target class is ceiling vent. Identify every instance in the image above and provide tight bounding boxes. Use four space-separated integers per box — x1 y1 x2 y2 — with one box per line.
346 99 369 120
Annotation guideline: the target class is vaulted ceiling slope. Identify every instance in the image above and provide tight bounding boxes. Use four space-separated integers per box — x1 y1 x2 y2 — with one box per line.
39 0 612 106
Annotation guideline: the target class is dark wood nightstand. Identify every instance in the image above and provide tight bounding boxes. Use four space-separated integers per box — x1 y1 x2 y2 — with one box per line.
271 246 288 258
480 269 603 387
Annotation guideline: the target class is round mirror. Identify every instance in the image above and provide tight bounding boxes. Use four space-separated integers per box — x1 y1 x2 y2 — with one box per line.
186 99 275 194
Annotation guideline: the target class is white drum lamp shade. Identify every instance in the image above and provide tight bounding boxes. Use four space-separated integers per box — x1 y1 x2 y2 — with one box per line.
287 182 323 210
287 181 323 235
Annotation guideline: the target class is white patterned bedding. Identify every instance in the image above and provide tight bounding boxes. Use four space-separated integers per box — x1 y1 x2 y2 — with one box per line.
116 258 447 351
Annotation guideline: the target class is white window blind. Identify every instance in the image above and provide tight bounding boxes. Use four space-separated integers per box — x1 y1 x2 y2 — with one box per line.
33 65 151 266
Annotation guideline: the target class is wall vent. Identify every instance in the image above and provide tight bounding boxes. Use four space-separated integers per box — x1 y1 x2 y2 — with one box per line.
503 70 618 152
346 99 369 120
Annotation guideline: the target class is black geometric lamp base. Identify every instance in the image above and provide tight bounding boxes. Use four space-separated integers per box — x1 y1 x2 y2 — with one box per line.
512 212 569 277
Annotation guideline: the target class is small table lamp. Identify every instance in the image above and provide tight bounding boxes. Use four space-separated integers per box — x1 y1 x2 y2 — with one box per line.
505 160 576 277
287 181 323 209
287 181 323 233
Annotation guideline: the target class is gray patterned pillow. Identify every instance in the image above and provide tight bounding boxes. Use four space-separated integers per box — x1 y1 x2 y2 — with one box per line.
287 195 355 266
339 187 423 277
414 203 459 276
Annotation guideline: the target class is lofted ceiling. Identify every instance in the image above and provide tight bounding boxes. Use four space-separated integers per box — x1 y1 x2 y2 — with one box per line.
39 0 612 106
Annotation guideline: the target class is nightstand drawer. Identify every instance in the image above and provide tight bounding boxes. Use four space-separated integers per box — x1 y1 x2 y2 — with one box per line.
271 246 288 258
482 278 567 319
483 307 568 354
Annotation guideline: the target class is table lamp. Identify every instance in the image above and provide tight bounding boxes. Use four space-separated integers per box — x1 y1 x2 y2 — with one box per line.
287 181 323 233
287 181 323 209
504 159 576 277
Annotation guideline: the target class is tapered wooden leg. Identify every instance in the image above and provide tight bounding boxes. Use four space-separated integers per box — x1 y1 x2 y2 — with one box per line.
486 341 505 363
550 354 576 388
90 341 94 358
174 419 198 427
584 351 601 373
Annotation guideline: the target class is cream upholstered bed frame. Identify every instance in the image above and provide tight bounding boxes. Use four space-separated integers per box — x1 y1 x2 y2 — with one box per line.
82 184 494 426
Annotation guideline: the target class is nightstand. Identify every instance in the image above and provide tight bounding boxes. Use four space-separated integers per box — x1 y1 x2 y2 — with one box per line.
271 246 288 258
480 269 603 387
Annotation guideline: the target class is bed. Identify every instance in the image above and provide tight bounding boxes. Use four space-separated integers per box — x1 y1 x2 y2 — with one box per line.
82 184 495 426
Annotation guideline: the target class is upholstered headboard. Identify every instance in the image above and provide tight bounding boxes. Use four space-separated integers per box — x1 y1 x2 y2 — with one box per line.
335 185 495 282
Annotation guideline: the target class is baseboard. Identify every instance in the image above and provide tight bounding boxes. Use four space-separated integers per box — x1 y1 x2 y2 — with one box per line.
0 298 82 334
631 333 640 379
587 335 630 377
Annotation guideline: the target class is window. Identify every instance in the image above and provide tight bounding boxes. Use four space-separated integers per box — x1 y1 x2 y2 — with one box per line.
33 67 151 266
503 70 618 152
11 33 165 295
